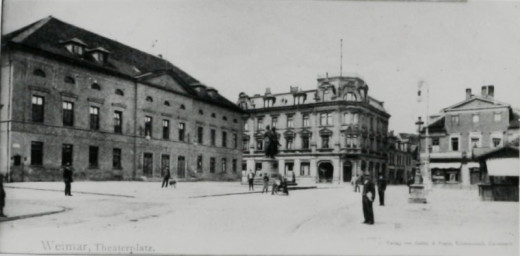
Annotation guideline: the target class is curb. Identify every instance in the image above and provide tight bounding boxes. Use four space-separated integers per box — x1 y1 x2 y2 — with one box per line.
4 186 135 198
0 207 69 223
190 186 318 198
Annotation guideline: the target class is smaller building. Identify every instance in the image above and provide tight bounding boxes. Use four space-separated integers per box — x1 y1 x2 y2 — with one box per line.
420 86 520 188
476 144 519 201
386 132 419 184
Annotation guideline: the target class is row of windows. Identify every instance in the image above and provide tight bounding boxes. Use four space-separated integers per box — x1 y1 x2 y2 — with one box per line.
449 112 503 125
249 113 387 131
196 156 238 174
30 141 122 169
430 136 502 152
245 135 383 151
32 96 238 145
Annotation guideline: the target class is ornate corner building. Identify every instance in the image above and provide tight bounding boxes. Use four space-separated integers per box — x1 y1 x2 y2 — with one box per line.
238 75 390 184
0 17 244 182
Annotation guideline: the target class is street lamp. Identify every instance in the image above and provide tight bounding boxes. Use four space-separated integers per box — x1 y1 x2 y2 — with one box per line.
415 117 424 185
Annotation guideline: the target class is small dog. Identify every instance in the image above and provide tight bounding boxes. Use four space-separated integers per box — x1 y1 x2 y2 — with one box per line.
169 179 177 188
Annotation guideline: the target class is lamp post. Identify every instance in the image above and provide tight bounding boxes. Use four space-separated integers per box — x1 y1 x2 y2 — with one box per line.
415 117 424 185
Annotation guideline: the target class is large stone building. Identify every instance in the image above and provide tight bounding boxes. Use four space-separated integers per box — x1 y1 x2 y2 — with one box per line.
238 75 390 184
420 86 519 187
0 17 244 182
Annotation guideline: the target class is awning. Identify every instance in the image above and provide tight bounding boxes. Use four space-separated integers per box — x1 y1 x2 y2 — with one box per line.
486 158 519 177
466 162 480 168
429 162 461 169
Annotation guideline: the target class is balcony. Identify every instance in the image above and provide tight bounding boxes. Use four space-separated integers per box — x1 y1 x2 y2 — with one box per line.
426 151 466 160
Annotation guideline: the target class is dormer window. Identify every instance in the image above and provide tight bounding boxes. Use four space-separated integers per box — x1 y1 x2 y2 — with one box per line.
87 47 110 64
264 97 275 108
115 89 124 96
62 38 87 56
164 101 170 106
146 96 153 102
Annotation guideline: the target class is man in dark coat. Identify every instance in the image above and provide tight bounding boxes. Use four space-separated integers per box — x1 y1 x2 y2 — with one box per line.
0 173 6 217
362 174 375 225
63 163 73 196
161 168 171 188
407 176 414 194
377 175 387 206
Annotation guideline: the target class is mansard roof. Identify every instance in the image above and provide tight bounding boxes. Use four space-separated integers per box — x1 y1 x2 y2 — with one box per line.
2 16 242 112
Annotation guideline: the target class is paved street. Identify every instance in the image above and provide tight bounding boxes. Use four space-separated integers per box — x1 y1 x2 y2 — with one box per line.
0 182 517 255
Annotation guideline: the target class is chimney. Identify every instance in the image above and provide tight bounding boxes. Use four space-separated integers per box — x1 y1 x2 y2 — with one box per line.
487 85 494 98
465 88 472 100
481 86 487 97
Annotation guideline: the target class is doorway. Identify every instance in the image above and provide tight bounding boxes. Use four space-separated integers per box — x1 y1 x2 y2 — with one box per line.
343 161 353 182
177 156 186 178
318 162 333 183
143 153 153 177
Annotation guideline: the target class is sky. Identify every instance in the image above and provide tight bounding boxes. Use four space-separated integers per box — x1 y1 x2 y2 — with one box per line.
2 0 519 133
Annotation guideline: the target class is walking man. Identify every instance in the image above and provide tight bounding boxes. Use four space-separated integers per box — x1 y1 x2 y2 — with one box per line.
63 162 73 196
362 173 375 225
262 174 270 193
247 169 255 191
162 168 171 188
377 175 387 206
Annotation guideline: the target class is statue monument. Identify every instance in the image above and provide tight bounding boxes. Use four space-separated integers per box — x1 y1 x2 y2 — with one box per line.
253 126 283 186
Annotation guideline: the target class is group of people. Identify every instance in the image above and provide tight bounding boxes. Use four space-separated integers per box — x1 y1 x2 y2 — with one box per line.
355 174 387 225
247 170 289 195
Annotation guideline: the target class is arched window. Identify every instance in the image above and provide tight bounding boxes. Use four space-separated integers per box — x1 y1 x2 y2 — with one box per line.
180 104 186 110
223 116 227 121
146 96 153 102
344 92 357 101
33 69 46 78
164 101 170 106
199 110 204 115
115 89 124 96
91 83 101 90
64 76 75 84
211 113 216 118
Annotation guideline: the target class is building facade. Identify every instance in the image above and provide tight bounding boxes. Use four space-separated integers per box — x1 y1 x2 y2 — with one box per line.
387 132 418 184
238 75 390 184
420 86 520 187
1 17 243 182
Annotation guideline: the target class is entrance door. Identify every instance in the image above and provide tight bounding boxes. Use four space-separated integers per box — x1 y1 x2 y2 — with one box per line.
143 153 153 177
161 155 170 176
177 156 186 178
318 162 333 183
343 161 352 182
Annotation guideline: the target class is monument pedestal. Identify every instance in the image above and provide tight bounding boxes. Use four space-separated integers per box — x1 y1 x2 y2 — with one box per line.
253 158 279 185
408 184 427 204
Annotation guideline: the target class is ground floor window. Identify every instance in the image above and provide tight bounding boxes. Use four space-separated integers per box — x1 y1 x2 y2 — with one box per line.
210 157 216 173
285 162 294 176
255 162 262 171
300 162 310 176
31 141 43 165
242 161 247 171
113 148 122 169
432 168 460 184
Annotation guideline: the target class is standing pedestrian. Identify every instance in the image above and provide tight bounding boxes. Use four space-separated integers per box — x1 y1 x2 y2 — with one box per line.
247 169 255 191
352 175 361 192
262 174 270 193
271 173 281 195
63 163 73 196
377 175 387 206
161 168 171 188
0 173 6 217
407 175 414 194
361 173 375 225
